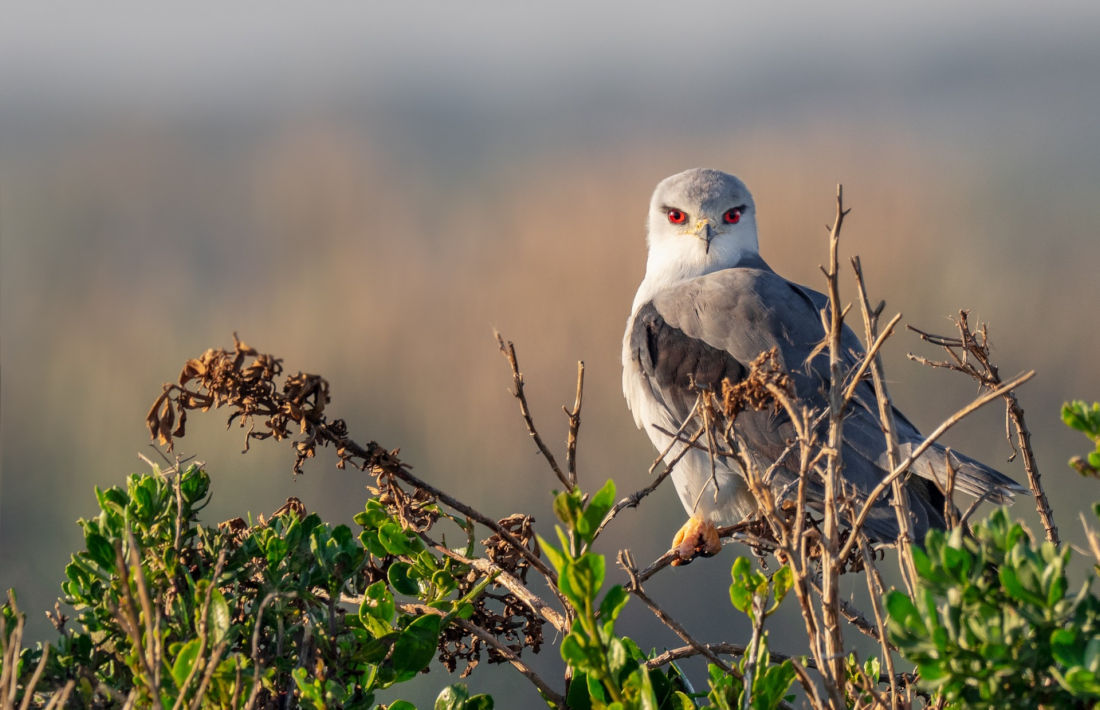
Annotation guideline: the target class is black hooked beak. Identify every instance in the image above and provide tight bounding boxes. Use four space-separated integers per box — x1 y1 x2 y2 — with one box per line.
692 219 714 253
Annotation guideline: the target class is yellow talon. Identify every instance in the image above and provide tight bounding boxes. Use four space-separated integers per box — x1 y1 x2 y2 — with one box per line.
670 516 722 566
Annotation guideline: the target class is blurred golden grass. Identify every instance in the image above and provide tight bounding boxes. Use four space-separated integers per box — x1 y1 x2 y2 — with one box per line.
3 120 1098 642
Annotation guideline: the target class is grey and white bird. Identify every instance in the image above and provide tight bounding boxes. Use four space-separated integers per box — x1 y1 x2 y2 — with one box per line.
622 168 1023 564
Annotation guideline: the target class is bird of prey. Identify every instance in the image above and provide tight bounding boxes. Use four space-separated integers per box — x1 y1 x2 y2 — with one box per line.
622 168 1023 564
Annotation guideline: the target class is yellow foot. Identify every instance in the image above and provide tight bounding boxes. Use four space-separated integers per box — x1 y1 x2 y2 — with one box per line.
670 517 721 566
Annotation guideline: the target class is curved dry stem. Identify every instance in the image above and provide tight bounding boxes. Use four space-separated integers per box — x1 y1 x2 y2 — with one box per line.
839 369 1035 562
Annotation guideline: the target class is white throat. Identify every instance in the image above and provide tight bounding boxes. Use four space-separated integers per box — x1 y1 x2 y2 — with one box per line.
631 229 758 313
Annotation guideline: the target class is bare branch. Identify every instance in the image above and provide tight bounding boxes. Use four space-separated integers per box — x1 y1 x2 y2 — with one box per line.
495 331 571 491
417 533 567 633
858 533 899 700
619 551 735 676
808 579 883 644
594 397 706 540
563 361 585 488
840 311 902 407
840 369 1035 562
909 314 1058 544
851 255 917 595
382 465 560 585
819 182 850 705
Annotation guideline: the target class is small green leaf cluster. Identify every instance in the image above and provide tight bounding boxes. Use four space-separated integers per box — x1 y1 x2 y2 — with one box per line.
1063 400 1100 474
703 652 793 710
542 481 691 709
2 465 491 708
541 482 796 710
841 654 881 709
715 559 796 709
886 509 1100 708
728 558 792 622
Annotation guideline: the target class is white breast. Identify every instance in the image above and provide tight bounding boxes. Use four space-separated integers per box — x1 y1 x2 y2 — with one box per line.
621 306 754 525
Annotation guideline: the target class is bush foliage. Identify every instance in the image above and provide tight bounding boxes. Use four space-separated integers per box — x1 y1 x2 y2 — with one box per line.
4 368 1098 708
3 210 1099 707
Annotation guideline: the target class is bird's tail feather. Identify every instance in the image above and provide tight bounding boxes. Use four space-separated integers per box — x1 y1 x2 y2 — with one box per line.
901 442 1026 504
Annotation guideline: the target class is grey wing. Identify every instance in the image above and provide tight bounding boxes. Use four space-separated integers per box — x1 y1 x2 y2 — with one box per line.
794 282 1023 505
639 268 948 540
627 271 803 468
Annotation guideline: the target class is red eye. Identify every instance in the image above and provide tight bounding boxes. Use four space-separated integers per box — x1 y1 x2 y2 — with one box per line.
723 208 742 224
667 209 686 224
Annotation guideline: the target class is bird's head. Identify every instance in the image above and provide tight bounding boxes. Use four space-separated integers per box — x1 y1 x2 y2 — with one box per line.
642 168 759 288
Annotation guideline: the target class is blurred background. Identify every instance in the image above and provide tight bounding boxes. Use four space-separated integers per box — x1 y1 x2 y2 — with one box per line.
2 1 1099 704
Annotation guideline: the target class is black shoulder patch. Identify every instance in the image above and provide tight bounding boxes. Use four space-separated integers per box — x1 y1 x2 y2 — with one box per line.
631 301 747 421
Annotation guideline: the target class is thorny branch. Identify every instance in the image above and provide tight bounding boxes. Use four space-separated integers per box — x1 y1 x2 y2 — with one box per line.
837 369 1034 564
852 255 918 596
593 396 708 540
819 184 850 708
619 551 735 676
494 331 575 491
565 361 584 487
908 312 1059 544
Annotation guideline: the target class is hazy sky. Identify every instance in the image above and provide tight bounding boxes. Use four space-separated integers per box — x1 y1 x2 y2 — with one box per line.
4 2 1097 118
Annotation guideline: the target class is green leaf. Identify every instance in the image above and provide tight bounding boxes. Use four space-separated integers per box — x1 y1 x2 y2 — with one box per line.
1061 666 1100 696
538 535 566 576
885 591 917 625
774 561 792 607
379 521 415 556
388 562 420 596
431 682 492 708
179 466 210 504
1051 628 1080 667
566 671 594 710
131 482 154 519
565 553 605 602
435 683 470 709
598 585 629 626
729 557 759 615
1063 401 1100 436
360 529 389 558
207 588 230 646
998 565 1044 607
392 613 443 678
577 480 616 540
553 489 583 528
629 663 659 710
455 689 490 708
357 499 390 528
388 702 417 710
561 632 587 665
84 532 116 571
361 632 400 664
171 638 201 690
1085 637 1100 673
360 580 396 625
606 637 628 674
911 544 934 580
265 536 288 568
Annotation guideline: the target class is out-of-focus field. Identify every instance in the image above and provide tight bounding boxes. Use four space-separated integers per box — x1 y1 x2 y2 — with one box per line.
2 3 1099 704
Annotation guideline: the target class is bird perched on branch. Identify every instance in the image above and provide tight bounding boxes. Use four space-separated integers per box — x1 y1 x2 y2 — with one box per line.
622 168 1024 565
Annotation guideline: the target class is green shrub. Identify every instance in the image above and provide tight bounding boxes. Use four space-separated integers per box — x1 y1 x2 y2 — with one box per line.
886 403 1100 709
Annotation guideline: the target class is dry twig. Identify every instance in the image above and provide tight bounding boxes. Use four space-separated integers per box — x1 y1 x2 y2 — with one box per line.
909 312 1058 544
494 331 573 491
